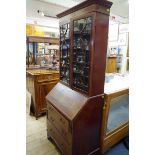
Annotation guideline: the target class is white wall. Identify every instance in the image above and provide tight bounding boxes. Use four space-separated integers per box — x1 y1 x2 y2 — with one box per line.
108 17 129 74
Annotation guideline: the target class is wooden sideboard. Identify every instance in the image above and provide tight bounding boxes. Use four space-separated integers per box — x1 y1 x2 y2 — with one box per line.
26 69 59 119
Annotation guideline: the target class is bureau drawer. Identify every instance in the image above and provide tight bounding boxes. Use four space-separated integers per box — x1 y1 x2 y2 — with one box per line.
47 102 69 131
47 120 72 155
47 102 72 145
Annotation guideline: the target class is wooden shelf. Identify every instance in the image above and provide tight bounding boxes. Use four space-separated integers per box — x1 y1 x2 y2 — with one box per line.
27 36 59 44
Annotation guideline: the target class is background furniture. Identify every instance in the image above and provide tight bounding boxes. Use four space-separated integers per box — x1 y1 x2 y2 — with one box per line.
106 56 117 73
26 36 59 69
46 0 113 155
26 69 59 119
126 58 129 71
101 73 129 153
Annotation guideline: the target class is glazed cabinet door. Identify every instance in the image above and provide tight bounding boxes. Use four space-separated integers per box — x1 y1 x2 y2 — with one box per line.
72 16 93 94
60 23 70 85
101 91 129 153
106 93 129 133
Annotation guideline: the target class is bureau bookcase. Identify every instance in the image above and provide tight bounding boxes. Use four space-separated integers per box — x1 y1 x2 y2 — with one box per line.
46 0 113 154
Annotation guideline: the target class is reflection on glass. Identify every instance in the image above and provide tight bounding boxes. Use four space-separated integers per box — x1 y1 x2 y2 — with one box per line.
73 16 92 93
60 23 70 84
26 43 33 65
106 94 129 133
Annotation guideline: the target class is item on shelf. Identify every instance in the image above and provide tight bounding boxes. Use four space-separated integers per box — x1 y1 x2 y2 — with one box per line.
109 46 118 56
60 23 70 84
72 16 92 92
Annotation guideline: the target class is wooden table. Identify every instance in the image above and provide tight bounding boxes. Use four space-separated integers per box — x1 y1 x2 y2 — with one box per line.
26 69 59 119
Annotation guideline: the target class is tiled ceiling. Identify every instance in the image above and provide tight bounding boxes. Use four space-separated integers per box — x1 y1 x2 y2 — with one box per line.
39 0 83 8
27 0 128 21
38 0 129 18
26 0 68 19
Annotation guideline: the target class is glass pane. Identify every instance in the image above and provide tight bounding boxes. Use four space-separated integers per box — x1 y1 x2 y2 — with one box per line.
60 23 70 84
35 43 59 68
106 94 129 133
72 16 92 93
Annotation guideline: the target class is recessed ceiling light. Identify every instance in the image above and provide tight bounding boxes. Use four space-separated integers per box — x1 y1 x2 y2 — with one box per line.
41 12 44 16
37 10 44 16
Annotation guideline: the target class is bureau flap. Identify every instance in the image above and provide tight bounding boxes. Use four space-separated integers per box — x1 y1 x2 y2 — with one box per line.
46 82 88 121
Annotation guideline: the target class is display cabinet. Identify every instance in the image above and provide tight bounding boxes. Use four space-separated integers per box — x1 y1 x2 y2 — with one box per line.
58 0 113 96
106 56 117 73
46 0 113 155
26 36 59 69
101 89 129 153
60 23 70 84
72 16 92 93
100 73 129 153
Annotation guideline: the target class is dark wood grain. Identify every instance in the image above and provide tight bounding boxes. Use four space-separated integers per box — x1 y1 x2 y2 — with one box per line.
47 0 113 154
57 0 112 18
46 83 87 121
46 84 104 155
72 95 104 155
90 12 110 96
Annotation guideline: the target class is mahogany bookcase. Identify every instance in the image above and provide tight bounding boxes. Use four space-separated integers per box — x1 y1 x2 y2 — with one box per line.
46 0 114 155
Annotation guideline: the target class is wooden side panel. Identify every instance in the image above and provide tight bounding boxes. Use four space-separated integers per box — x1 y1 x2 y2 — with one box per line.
73 95 104 155
26 74 36 115
36 80 58 113
90 12 110 96
26 70 59 118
